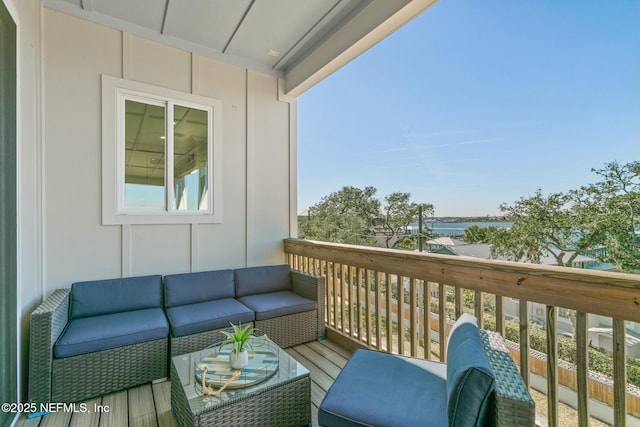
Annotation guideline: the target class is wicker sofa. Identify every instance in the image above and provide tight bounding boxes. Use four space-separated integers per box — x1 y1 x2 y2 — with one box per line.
28 275 169 405
318 314 535 427
29 265 325 404
164 264 325 355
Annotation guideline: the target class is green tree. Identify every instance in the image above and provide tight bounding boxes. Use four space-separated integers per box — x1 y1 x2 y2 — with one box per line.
574 161 640 271
298 186 380 245
487 161 640 271
463 225 498 243
299 186 434 249
488 190 598 266
379 192 434 249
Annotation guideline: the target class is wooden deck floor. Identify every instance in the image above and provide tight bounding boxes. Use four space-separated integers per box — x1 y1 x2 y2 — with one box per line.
15 339 353 427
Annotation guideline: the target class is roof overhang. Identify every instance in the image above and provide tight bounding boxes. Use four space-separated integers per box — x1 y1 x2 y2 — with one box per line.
42 0 439 96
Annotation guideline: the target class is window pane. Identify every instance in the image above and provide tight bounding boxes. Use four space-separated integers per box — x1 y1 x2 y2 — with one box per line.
124 100 166 208
173 105 208 211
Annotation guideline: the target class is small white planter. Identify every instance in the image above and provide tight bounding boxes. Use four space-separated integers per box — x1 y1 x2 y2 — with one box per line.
229 349 249 369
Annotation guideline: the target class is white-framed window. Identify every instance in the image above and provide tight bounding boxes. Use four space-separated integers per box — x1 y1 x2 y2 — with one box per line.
102 75 222 224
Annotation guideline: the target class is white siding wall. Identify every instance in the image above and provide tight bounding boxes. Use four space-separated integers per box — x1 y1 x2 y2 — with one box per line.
9 1 296 399
42 8 295 289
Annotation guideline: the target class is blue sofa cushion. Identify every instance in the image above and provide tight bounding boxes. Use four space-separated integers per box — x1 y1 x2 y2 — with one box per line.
164 269 234 308
318 349 447 427
53 308 168 358
70 275 162 319
446 322 495 427
165 298 254 337
237 291 317 321
234 264 291 297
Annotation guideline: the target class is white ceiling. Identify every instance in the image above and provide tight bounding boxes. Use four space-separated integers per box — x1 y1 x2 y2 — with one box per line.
43 0 437 95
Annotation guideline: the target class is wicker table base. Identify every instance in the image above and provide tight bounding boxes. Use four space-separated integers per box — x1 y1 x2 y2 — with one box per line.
171 339 310 427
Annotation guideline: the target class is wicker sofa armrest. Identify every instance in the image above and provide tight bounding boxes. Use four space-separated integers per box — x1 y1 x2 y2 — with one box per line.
480 330 535 427
291 270 326 339
29 288 70 405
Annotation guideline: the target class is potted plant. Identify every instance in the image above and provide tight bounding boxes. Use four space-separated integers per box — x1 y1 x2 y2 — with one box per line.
219 322 255 369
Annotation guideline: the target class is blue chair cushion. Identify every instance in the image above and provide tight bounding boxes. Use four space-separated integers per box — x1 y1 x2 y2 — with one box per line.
234 264 291 297
237 291 317 321
70 275 162 319
446 322 495 427
318 349 448 427
53 308 168 358
165 298 254 337
164 269 234 308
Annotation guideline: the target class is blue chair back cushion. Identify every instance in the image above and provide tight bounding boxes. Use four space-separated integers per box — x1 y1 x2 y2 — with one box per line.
446 322 496 427
163 269 234 308
70 275 162 319
234 264 291 297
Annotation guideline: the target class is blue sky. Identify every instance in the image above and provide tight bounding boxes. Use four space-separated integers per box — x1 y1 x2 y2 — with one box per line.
297 0 639 217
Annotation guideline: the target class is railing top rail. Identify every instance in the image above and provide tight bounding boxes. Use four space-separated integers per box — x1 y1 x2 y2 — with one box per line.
284 238 640 322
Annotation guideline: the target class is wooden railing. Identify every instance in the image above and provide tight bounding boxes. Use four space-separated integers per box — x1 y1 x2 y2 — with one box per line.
284 238 640 427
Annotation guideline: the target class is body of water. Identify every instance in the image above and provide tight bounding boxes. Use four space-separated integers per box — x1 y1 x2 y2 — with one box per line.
426 221 512 237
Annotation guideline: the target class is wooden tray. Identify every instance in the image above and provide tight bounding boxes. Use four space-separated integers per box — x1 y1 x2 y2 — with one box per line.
194 347 279 389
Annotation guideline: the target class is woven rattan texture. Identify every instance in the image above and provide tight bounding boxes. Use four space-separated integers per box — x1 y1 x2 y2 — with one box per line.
255 310 318 349
51 338 167 403
291 271 326 338
481 330 536 427
28 289 70 405
170 326 233 357
171 363 310 427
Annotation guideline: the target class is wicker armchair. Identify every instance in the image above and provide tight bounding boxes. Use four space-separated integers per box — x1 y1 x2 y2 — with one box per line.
319 314 535 427
28 277 169 404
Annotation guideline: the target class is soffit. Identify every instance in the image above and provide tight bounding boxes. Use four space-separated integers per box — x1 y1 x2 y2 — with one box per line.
42 0 437 95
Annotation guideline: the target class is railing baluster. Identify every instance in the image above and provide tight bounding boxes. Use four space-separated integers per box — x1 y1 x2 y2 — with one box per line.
410 277 417 357
455 287 463 319
547 305 558 427
576 311 589 427
355 267 362 341
475 290 484 328
365 269 372 346
333 262 339 329
613 318 627 426
340 264 349 333
439 283 446 362
424 281 432 360
386 273 393 353
398 276 405 356
519 299 530 387
349 266 356 339
375 271 382 350
495 295 505 336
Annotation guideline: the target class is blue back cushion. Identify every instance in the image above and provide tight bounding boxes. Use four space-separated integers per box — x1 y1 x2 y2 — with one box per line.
234 264 291 297
70 275 162 319
446 322 495 427
163 269 234 308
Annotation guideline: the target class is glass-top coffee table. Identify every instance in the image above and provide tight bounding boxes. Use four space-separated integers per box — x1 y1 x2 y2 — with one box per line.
171 336 310 426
